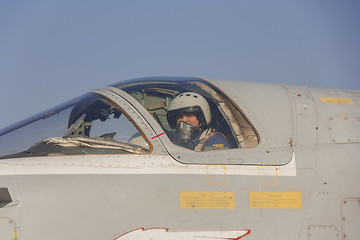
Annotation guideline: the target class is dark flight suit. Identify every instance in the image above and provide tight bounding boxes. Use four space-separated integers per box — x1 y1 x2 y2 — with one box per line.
189 129 232 151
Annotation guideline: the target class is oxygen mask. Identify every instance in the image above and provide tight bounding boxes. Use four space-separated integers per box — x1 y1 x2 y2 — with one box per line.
177 121 201 146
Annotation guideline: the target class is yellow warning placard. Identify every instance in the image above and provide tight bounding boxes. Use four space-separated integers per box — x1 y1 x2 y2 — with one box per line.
180 191 235 209
249 192 302 209
320 97 354 104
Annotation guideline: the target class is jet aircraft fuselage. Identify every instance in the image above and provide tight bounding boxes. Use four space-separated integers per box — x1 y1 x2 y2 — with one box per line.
0 77 359 240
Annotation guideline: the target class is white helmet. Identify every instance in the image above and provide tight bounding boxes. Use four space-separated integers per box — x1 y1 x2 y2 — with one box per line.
167 92 211 130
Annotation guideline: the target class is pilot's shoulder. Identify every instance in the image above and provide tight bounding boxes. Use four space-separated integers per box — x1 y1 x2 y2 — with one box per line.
205 132 231 148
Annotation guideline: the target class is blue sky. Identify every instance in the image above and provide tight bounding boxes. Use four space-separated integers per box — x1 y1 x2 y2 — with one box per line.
0 0 359 129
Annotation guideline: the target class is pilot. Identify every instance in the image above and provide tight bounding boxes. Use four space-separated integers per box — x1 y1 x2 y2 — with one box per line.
167 92 232 151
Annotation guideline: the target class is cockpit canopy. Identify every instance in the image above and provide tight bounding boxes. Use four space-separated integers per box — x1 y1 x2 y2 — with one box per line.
0 77 259 159
0 93 150 159
113 77 259 149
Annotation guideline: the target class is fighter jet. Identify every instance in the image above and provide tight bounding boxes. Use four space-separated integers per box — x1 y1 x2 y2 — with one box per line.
0 76 359 240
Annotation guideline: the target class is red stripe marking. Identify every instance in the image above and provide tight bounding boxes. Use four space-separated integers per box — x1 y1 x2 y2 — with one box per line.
152 132 165 139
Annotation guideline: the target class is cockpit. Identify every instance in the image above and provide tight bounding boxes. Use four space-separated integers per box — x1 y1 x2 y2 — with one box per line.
0 77 259 159
116 77 259 150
